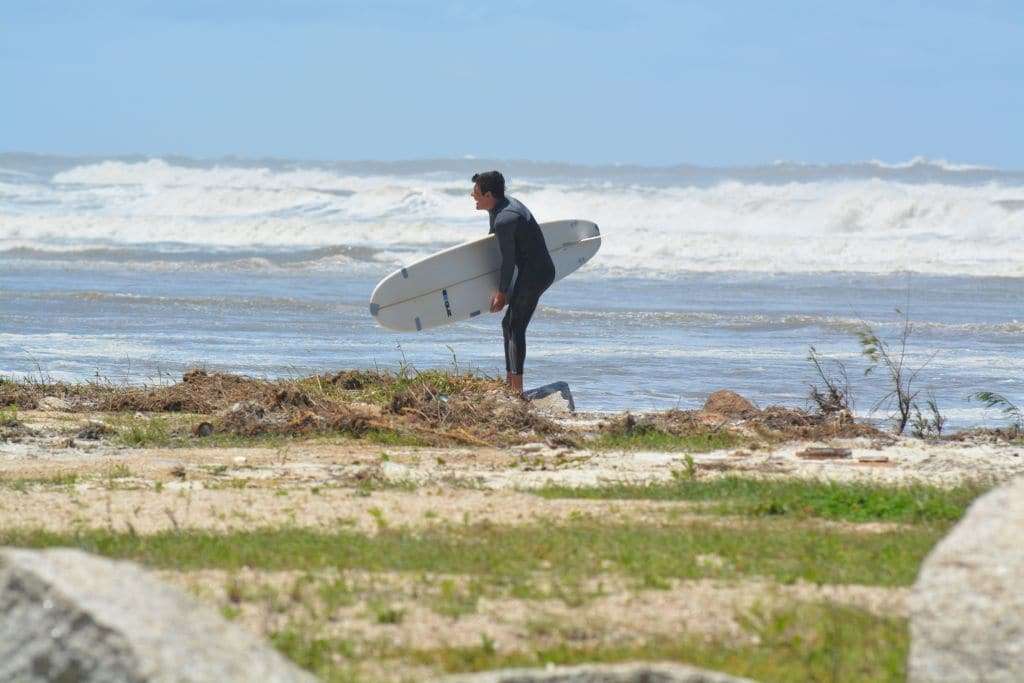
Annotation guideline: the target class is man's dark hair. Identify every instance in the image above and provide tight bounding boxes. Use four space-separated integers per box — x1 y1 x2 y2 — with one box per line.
472 170 505 199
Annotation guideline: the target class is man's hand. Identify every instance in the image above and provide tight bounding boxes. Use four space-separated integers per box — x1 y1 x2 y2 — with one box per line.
490 291 507 313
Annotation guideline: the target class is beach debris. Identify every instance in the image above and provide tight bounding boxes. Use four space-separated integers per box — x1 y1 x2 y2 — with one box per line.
219 401 268 436
169 464 187 479
796 447 852 460
76 419 114 440
37 396 70 412
909 475 1024 682
0 548 317 682
702 390 759 418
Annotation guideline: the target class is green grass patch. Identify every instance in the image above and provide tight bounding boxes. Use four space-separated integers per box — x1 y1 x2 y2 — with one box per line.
535 476 991 524
407 602 907 683
0 473 79 491
0 519 940 587
587 428 742 452
106 411 425 449
0 404 20 427
113 416 174 447
270 627 359 682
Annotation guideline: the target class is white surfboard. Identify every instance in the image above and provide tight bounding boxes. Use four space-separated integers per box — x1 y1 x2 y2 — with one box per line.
370 220 600 332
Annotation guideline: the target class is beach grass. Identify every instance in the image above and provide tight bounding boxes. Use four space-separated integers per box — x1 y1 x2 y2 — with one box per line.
104 412 423 449
533 476 991 524
263 600 906 683
0 518 940 587
0 472 79 491
585 427 743 452
404 602 907 683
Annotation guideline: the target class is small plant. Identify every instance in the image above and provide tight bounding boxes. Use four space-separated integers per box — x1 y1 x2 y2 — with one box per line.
478 633 497 656
857 309 936 435
367 507 388 530
911 395 946 440
375 605 405 624
671 454 698 481
116 417 172 447
806 346 853 415
106 463 132 479
970 391 1024 433
0 405 20 428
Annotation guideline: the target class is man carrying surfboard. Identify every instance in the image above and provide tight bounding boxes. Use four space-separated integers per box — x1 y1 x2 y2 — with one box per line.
472 171 556 396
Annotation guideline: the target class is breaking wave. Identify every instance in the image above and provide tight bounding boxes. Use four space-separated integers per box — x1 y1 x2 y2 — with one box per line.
3 155 1024 277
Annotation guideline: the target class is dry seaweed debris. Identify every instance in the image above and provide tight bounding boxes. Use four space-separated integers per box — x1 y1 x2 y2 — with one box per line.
599 400 883 443
0 368 561 446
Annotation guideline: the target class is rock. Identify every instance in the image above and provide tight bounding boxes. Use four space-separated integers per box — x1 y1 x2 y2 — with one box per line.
37 396 70 411
0 548 316 683
702 390 758 418
523 381 575 414
908 475 1024 682
437 662 756 682
0 548 313 683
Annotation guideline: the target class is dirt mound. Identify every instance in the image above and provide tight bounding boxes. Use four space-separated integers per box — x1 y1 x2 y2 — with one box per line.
702 390 759 418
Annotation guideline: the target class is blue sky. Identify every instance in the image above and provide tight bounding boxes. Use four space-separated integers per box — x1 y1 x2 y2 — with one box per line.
3 1 1023 166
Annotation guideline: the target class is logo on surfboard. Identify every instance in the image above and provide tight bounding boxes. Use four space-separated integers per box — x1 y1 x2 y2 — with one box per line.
441 288 453 318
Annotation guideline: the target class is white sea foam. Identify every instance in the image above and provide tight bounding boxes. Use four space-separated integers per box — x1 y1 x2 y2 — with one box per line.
3 158 1024 277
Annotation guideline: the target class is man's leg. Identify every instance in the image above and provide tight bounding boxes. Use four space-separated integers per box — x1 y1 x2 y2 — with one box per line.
501 294 515 388
505 283 544 395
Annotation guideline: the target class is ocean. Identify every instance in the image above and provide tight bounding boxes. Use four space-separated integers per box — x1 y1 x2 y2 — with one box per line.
2 153 1023 429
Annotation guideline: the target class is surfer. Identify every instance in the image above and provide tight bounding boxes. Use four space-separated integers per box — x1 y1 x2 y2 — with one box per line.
472 171 556 396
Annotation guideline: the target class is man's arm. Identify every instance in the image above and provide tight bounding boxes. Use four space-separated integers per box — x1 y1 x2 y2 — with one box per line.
492 213 518 295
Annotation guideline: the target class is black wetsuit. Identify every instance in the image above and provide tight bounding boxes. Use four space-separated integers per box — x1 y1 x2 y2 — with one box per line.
489 196 556 375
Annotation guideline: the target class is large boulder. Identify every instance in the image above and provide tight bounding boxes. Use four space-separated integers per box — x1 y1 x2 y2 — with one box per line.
438 661 756 682
908 476 1024 682
0 548 315 683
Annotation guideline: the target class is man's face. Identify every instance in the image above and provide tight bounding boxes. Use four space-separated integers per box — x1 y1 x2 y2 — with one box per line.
472 183 496 211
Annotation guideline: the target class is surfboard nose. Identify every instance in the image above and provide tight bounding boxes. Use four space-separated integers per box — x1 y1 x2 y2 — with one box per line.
369 303 380 316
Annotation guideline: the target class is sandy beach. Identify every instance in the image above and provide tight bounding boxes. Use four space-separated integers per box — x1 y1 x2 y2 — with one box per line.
2 377 1020 681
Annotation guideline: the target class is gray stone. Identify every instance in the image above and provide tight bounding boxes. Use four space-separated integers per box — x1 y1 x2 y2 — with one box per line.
0 548 316 683
524 381 575 414
437 662 756 683
37 396 71 411
909 475 1024 682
